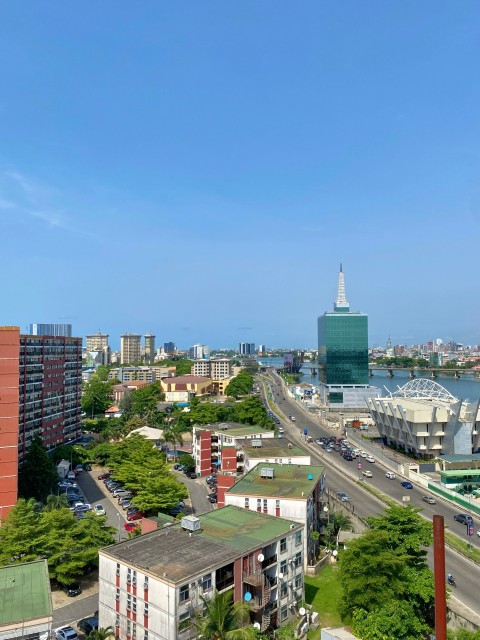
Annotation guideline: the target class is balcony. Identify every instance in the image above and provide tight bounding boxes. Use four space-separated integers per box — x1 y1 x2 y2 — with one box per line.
243 570 264 586
261 555 277 570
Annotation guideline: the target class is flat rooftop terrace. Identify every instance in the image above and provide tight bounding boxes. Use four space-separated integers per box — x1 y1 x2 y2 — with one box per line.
102 505 301 584
228 463 325 499
237 437 308 458
0 560 52 625
196 423 274 437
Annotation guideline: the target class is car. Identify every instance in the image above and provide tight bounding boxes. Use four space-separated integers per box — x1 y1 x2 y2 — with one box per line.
362 470 373 478
124 522 139 532
84 464 92 471
127 511 144 521
360 451 367 458
385 471 396 479
401 481 413 489
97 472 110 480
119 497 132 507
337 491 349 502
74 504 92 513
60 581 82 597
208 495 217 503
55 626 79 640
126 506 139 515
366 455 375 463
454 514 474 525
422 496 436 504
177 500 185 508
75 464 83 473
207 492 217 499
113 489 131 498
173 463 182 470
77 617 99 636
67 471 76 480
93 505 106 516
325 447 333 453
188 472 197 479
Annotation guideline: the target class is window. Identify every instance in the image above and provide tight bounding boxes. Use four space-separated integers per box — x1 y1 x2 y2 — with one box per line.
143 577 149 590
127 620 131 635
280 560 287 574
295 530 302 546
144 632 148 640
179 584 190 603
202 573 212 590
275 500 280 509
116 563 121 576
132 624 137 639
280 538 287 553
144 603 149 617
263 499 268 511
281 606 288 621
280 583 288 598
132 597 137 613
127 568 132 584
288 458 292 464
127 594 132 610
115 614 120 627
132 570 137 586
295 575 302 589
257 498 261 511
178 611 191 631
245 498 249 509
294 552 302 568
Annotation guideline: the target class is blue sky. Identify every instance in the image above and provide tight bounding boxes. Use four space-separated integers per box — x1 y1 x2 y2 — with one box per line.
1 1 480 349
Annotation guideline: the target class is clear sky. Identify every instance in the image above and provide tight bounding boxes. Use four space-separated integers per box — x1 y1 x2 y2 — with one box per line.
1 2 479 350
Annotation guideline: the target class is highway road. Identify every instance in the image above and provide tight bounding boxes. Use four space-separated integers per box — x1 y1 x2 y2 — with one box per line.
258 369 480 615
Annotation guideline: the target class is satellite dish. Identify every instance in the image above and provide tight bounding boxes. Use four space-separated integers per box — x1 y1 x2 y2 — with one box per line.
307 473 313 480
253 623 261 630
278 572 284 579
332 550 338 557
299 607 306 616
244 592 252 602
257 553 265 562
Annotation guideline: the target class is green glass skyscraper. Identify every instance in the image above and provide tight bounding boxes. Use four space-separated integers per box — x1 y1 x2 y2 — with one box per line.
318 265 369 388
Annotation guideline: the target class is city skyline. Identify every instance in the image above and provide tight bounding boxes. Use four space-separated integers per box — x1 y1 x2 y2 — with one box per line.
1 3 480 346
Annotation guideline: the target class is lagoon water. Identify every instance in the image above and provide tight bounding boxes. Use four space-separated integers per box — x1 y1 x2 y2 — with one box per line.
257 357 480 402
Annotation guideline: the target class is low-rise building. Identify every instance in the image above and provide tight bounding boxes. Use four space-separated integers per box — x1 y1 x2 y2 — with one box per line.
0 560 52 640
160 375 213 403
235 437 311 473
109 367 156 383
98 506 305 640
192 423 276 477
368 379 480 459
224 463 326 566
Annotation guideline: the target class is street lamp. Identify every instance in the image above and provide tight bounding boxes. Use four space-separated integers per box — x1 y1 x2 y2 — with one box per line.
116 512 122 543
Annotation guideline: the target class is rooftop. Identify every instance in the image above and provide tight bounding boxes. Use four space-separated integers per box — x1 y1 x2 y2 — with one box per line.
237 437 308 459
0 560 52 626
227 463 324 499
164 375 211 384
196 423 274 437
102 506 301 584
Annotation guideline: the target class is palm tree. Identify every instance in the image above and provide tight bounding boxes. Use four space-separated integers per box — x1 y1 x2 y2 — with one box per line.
43 493 69 511
163 421 185 461
194 589 257 640
87 627 115 640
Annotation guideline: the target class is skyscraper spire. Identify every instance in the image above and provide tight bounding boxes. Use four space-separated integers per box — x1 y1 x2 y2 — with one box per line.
334 263 350 312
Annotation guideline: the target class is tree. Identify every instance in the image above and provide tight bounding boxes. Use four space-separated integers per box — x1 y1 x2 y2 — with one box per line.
128 382 164 418
352 601 430 640
87 628 116 640
178 454 195 471
193 589 257 640
18 437 59 502
162 421 185 459
82 374 115 417
225 371 254 398
43 493 69 511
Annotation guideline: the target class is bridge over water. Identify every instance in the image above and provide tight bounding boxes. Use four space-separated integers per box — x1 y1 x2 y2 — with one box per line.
298 362 480 379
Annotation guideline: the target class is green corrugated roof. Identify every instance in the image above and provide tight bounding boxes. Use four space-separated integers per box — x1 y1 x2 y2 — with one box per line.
198 505 302 551
0 560 52 625
227 463 324 499
440 469 480 477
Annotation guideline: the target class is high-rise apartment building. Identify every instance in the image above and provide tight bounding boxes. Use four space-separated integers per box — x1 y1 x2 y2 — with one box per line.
258 344 266 354
189 344 209 359
317 266 379 408
120 334 142 364
144 333 156 364
239 342 255 355
29 323 72 337
86 332 111 365
163 342 176 355
0 327 82 517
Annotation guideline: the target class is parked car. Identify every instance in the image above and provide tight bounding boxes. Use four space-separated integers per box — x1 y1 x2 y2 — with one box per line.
93 505 106 516
55 626 78 640
127 511 144 521
124 522 139 532
74 504 92 513
60 581 82 597
207 492 217 499
119 498 132 508
188 471 197 479
454 514 473 525
385 471 396 479
67 471 76 480
366 455 375 463
362 470 373 478
208 495 218 504
75 464 83 473
84 464 92 471
337 491 349 502
401 481 413 489
78 617 98 636
422 496 436 504
113 489 131 498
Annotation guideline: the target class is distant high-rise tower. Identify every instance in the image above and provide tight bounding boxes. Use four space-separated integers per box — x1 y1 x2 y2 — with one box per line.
120 333 142 364
317 265 378 408
164 342 176 355
86 332 111 366
30 323 72 337
144 333 156 364
239 342 256 355
386 336 392 350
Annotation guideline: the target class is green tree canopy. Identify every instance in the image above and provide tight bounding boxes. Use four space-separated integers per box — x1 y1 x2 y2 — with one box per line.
225 371 254 398
18 437 59 502
82 373 115 417
193 589 257 640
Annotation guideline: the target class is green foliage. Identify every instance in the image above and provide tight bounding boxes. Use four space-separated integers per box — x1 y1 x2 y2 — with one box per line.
447 630 480 640
87 627 116 640
225 371 254 398
82 373 115 416
178 396 273 429
52 444 91 467
0 499 115 582
18 438 59 502
193 589 257 640
126 382 164 419
93 434 187 514
339 505 434 640
178 454 195 470
156 358 193 375
43 494 69 511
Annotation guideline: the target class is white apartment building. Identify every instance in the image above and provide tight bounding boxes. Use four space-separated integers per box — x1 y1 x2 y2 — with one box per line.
224 463 326 566
109 367 156 383
99 506 305 640
191 358 232 380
